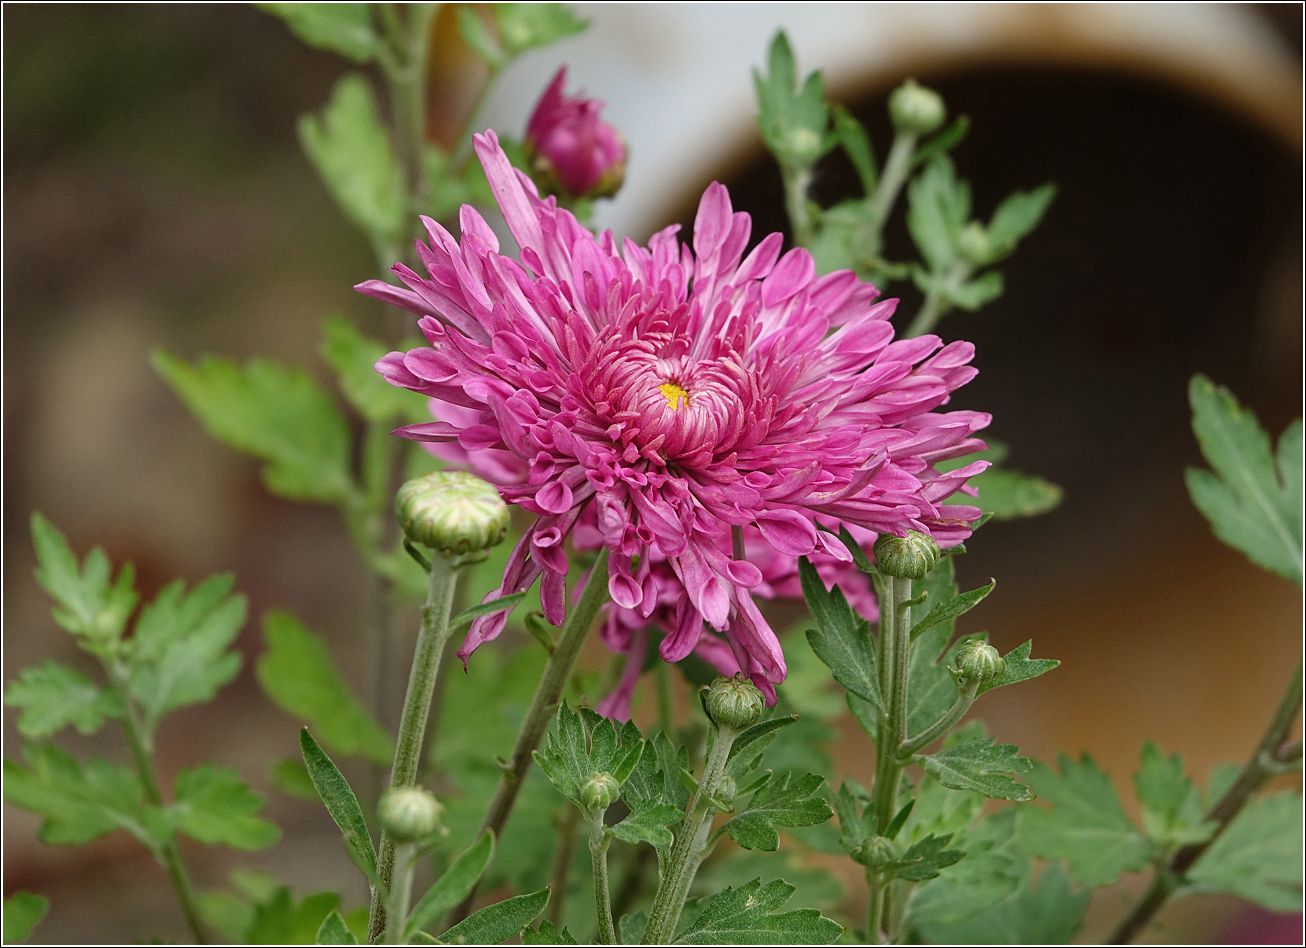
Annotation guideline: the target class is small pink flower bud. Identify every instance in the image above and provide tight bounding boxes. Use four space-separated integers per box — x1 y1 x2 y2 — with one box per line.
525 67 627 200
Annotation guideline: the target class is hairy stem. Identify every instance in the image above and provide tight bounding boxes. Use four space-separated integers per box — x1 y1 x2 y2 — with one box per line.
545 805 582 926
587 810 617 944
872 576 914 836
384 842 418 945
1107 657 1303 944
369 555 459 943
446 550 613 924
865 870 886 946
642 722 740 944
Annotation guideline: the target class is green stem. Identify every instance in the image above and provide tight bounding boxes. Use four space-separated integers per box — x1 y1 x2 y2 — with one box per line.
865 870 886 945
782 165 816 247
445 550 613 925
108 662 208 944
384 842 418 945
587 810 617 944
1106 657 1303 944
863 132 917 245
905 259 970 338
642 722 740 944
545 805 582 926
899 679 979 759
872 576 913 835
368 554 460 943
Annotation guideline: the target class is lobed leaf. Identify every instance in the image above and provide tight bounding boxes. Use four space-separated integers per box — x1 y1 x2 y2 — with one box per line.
1185 791 1303 912
725 772 833 852
494 3 588 58
170 765 280 850
915 863 1087 945
315 909 360 944
673 878 843 945
522 919 579 944
1133 741 1213 848
256 3 380 62
904 808 1021 923
320 316 426 424
4 661 122 738
30 512 137 647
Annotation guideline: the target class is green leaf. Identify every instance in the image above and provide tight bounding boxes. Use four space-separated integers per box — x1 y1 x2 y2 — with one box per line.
1186 375 1302 585
1016 753 1153 886
450 592 529 630
523 920 579 944
299 728 377 877
272 757 320 800
438 888 550 945
618 911 648 944
298 73 404 248
4 661 122 738
320 316 426 424
3 743 165 850
247 888 342 946
915 863 1088 945
457 7 505 68
906 157 968 273
727 715 799 770
977 640 1060 696
154 351 353 504
970 466 1064 519
170 765 280 850
30 512 137 647
909 581 994 643
800 557 880 711
618 730 690 848
3 892 49 944
407 831 495 936
493 3 588 57
906 810 1023 924
911 116 969 168
922 739 1033 801
1133 741 1213 848
127 574 246 732
675 878 842 944
886 832 968 882
831 106 877 194
1186 791 1303 912
753 31 831 172
725 772 832 851
947 271 1004 311
258 612 393 764
610 802 683 848
316 909 360 944
986 184 1056 259
257 3 380 62
534 702 643 808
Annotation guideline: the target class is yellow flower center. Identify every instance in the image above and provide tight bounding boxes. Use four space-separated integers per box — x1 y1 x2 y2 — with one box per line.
659 381 690 411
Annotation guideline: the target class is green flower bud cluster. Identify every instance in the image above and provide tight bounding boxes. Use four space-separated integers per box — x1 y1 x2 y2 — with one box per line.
872 530 942 580
378 786 445 841
954 640 1006 686
703 674 765 730
888 79 946 135
580 772 622 811
395 471 509 558
852 835 896 871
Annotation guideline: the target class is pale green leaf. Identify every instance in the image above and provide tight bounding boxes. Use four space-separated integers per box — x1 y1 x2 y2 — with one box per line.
4 661 122 738
915 863 1087 945
947 272 1003 311
905 809 1022 924
247 888 342 946
170 765 280 850
257 3 380 62
320 316 427 424
272 757 320 800
1133 741 1213 848
30 512 137 646
3 892 49 944
1186 792 1303 912
316 909 360 944
970 466 1064 519
985 184 1056 259
494 3 588 57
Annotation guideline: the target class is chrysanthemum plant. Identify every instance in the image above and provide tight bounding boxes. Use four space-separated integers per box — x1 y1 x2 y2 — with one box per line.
4 7 1301 946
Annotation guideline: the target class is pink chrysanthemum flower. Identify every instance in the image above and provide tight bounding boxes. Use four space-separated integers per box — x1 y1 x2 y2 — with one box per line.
360 131 989 700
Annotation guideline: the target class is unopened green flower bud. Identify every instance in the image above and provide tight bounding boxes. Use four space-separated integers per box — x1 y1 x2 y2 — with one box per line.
873 530 941 580
855 835 896 871
379 787 445 841
704 674 765 731
888 79 946 135
955 640 1005 686
395 472 509 558
956 222 992 266
580 772 621 811
784 126 825 167
716 775 738 803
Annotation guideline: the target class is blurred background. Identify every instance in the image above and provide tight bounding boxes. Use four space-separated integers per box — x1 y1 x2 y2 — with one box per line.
4 2 1302 944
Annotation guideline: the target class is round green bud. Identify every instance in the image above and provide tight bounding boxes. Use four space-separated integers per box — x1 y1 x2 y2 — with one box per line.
395 472 509 558
955 640 1006 686
580 772 621 811
378 787 445 841
955 221 992 266
888 79 946 135
785 127 825 167
704 674 765 731
854 835 896 871
872 530 942 580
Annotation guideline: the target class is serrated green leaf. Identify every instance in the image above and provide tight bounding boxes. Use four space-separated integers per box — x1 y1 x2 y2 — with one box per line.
522 919 578 944
907 157 968 273
909 581 994 643
3 892 49 944
969 466 1064 519
610 802 683 848
977 641 1060 696
494 3 587 57
916 863 1087 945
407 831 495 936
536 702 644 807
753 31 831 172
248 888 342 946
439 888 550 945
320 316 427 424
673 878 843 944
800 557 880 713
30 512 137 647
258 612 392 764
1016 753 1153 886
257 3 379 62
4 661 122 738
887 832 967 883
725 772 832 851
1134 741 1213 848
170 765 280 850
154 351 353 504
986 184 1056 258
905 808 1021 924
922 739 1033 801
299 728 377 877
692 852 845 912
298 73 403 248
316 909 360 944
727 715 798 771
128 574 246 732
3 743 165 850
1186 375 1302 585
1186 791 1303 912
947 271 1004 311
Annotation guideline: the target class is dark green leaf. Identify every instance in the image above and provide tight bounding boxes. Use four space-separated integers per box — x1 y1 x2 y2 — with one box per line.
451 592 529 630
1186 791 1303 912
30 512 137 646
299 728 377 876
438 888 550 945
153 351 353 504
725 772 832 851
1185 375 1302 585
673 878 843 944
904 809 1021 924
315 909 360 944
535 702 644 807
977 641 1060 696
407 830 495 936
727 715 798 768
986 184 1056 257
801 558 880 711
610 802 683 848
128 574 246 732
3 892 49 944
886 832 967 882
522 919 578 944
922 739 1033 801
831 780 873 855
494 3 588 57
3 743 165 850
916 863 1087 945
169 765 279 850
4 661 122 738
909 581 994 642
1133 741 1213 848
259 612 393 764
1016 753 1153 886
257 3 379 62
320 316 426 424
298 73 404 247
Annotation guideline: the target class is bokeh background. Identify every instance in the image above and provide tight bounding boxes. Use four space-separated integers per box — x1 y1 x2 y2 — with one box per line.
4 3 1302 944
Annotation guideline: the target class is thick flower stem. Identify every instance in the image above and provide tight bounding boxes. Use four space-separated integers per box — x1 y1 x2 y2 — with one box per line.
384 843 418 946
872 576 914 836
586 810 617 944
864 870 886 946
1107 657 1303 944
368 554 459 943
446 550 613 925
864 132 917 246
783 165 816 247
642 722 741 944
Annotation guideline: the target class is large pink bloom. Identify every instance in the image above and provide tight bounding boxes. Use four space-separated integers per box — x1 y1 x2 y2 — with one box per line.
361 131 989 699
